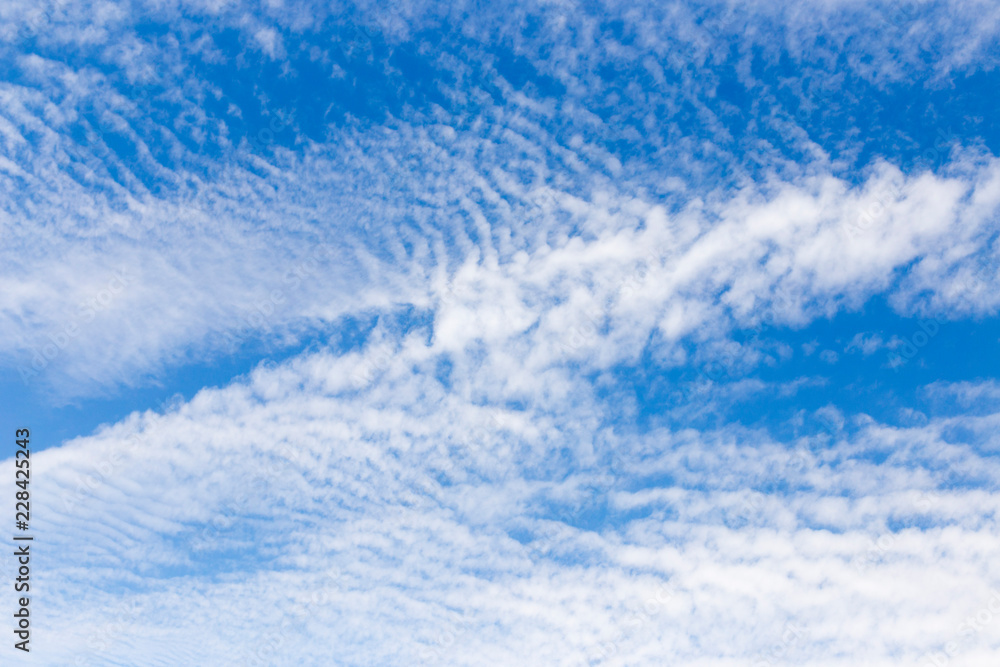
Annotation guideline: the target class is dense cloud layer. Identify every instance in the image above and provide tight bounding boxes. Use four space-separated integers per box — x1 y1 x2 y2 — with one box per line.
27 348 1000 666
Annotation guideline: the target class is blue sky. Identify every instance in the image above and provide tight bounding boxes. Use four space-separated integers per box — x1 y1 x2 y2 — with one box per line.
1 1 1000 665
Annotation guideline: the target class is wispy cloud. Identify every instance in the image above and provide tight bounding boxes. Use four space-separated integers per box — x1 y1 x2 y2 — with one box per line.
1 2 999 665
20 345 1000 665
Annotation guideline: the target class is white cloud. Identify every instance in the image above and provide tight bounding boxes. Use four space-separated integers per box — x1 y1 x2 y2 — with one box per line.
845 333 889 355
1 6 999 664
12 342 1000 665
0 2 999 400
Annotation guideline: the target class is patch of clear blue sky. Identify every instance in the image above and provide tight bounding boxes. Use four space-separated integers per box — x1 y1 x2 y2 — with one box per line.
599 297 1000 440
